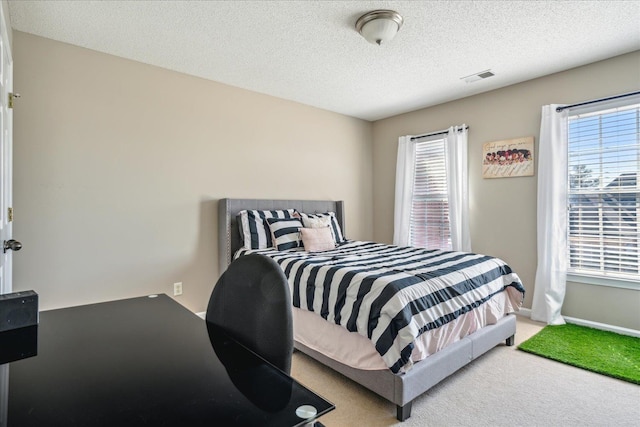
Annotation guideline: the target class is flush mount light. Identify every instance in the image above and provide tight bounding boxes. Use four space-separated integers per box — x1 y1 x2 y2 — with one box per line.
355 10 403 46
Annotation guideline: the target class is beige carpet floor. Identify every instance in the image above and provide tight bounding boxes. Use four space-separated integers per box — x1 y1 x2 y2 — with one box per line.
291 316 640 427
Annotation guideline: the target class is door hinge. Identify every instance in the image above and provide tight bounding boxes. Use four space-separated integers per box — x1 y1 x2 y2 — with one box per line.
8 207 13 222
8 92 20 109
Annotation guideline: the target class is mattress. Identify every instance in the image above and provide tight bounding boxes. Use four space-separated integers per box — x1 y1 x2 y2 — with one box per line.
236 240 525 373
293 287 520 371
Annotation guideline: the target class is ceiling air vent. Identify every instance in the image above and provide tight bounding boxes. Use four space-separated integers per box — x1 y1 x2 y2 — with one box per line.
461 70 495 83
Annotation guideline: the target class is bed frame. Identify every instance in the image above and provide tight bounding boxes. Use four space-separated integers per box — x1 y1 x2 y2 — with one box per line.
218 198 516 421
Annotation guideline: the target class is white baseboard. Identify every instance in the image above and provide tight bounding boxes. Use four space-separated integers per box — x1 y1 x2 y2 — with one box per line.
517 307 532 318
515 307 640 338
562 316 640 338
196 311 206 319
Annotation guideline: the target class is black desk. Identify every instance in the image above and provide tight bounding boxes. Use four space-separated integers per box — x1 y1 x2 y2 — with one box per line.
0 294 334 426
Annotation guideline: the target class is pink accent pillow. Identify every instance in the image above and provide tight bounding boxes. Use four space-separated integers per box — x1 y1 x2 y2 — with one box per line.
300 227 336 252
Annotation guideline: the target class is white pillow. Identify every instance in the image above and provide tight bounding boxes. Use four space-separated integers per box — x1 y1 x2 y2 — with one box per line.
301 215 332 229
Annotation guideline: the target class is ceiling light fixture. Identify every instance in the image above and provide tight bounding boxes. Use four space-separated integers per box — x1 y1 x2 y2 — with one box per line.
355 10 403 46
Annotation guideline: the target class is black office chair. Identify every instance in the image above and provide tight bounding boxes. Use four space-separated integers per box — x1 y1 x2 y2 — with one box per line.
206 253 294 374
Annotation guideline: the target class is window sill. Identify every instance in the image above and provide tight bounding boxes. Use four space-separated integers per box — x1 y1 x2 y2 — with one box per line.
566 273 639 291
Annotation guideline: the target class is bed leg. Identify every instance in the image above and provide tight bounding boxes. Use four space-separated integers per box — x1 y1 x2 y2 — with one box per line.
396 402 412 421
506 335 515 346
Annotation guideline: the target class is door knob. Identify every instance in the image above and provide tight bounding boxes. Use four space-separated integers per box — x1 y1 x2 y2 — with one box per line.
4 239 22 253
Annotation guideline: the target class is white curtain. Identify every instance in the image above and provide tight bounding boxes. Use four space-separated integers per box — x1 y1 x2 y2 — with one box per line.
393 136 415 246
445 125 471 252
531 105 568 325
394 128 471 250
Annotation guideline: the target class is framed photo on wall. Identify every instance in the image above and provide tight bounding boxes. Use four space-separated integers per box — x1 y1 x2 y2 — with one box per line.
482 136 534 178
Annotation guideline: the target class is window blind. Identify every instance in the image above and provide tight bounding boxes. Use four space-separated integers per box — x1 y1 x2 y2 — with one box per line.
567 102 640 281
409 138 451 250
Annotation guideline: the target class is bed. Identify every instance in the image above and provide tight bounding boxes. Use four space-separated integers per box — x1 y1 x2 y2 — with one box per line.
218 198 524 421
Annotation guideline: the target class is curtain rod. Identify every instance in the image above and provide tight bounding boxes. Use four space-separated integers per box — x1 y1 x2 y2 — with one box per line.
555 91 640 112
410 125 469 141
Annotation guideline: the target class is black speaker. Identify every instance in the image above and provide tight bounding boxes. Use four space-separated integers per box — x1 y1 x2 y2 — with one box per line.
0 290 39 333
0 324 38 364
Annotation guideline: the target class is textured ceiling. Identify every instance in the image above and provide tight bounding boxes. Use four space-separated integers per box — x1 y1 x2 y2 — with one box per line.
7 1 640 121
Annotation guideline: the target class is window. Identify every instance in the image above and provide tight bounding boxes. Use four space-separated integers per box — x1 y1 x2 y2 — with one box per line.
567 100 639 285
395 125 468 251
409 137 451 250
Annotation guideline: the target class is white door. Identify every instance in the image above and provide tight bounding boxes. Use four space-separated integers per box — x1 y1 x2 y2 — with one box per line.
0 8 11 426
0 6 16 296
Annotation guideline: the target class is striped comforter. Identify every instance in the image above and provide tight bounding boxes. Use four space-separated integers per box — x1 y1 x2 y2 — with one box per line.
236 241 525 373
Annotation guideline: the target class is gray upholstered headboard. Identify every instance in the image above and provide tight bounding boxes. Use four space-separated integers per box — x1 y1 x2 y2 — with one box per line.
218 198 345 273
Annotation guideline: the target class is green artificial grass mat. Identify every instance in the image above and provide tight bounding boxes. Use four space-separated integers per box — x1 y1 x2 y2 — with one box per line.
518 323 640 385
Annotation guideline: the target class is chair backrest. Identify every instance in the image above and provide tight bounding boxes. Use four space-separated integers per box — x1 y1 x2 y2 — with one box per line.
206 254 293 374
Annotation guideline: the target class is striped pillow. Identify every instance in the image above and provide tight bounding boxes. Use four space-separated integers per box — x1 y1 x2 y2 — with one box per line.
266 217 303 250
238 209 296 249
299 212 345 244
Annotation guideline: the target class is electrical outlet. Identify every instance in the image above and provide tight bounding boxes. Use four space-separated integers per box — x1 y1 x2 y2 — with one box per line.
173 282 183 296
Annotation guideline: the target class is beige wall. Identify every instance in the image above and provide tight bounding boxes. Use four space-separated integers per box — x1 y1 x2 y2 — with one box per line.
11 29 640 329
372 51 640 330
12 32 373 312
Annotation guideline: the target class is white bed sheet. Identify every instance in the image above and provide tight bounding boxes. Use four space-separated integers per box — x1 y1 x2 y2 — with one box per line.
293 285 521 371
